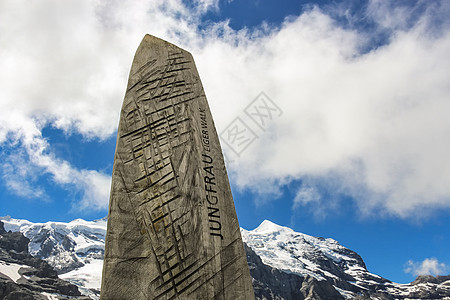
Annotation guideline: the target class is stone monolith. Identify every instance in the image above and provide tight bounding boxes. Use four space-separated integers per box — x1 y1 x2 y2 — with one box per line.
100 35 254 300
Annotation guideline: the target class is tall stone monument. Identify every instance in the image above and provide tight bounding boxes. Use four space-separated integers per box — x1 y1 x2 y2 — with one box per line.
101 35 254 299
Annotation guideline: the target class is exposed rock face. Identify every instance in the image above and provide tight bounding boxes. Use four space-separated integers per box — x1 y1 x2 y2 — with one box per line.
29 226 83 273
406 275 450 299
245 243 344 300
101 35 253 299
0 225 29 254
412 274 450 285
0 221 89 299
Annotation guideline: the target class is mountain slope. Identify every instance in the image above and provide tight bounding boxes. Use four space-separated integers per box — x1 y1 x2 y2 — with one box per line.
0 220 89 299
245 242 345 299
1 216 449 299
1 216 105 299
242 220 450 299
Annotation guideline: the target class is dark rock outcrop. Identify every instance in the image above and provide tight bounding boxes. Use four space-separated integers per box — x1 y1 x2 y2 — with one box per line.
405 275 450 299
0 221 5 234
412 274 450 285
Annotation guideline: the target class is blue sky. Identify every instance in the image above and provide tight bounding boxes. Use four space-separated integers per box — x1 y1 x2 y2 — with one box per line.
1 0 450 284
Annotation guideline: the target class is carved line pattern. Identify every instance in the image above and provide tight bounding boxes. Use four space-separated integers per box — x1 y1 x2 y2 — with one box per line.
119 49 207 298
113 47 246 299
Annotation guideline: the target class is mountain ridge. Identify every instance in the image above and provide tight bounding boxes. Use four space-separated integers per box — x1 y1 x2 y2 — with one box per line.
0 220 90 299
1 216 449 299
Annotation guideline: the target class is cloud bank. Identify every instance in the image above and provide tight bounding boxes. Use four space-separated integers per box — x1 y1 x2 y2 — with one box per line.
405 258 449 277
0 0 449 217
0 113 111 211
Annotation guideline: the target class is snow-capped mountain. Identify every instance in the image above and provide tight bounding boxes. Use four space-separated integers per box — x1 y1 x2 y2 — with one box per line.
1 216 106 271
1 216 449 299
242 220 450 299
1 216 106 299
242 220 371 282
0 220 89 299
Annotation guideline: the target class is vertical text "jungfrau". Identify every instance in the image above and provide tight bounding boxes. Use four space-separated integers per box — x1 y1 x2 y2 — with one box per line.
200 107 223 240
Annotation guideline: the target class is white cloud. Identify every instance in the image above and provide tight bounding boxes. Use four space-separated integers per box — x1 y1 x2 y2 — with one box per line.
292 182 331 219
203 3 450 218
76 170 112 212
193 0 219 13
1 152 46 199
0 112 111 211
0 0 450 218
0 0 197 211
293 184 321 209
405 258 449 277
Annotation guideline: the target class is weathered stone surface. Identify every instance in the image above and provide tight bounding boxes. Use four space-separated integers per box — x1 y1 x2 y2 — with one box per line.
101 35 254 299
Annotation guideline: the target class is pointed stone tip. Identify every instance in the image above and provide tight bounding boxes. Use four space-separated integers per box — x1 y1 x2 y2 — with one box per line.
126 34 194 91
254 220 291 233
141 34 165 44
140 34 182 50
135 34 193 59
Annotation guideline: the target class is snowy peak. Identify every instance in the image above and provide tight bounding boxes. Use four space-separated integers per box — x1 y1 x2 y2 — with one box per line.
0 216 33 232
0 217 106 274
0 219 86 299
0 216 105 299
253 219 293 234
242 220 367 282
242 220 450 299
0 216 107 234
